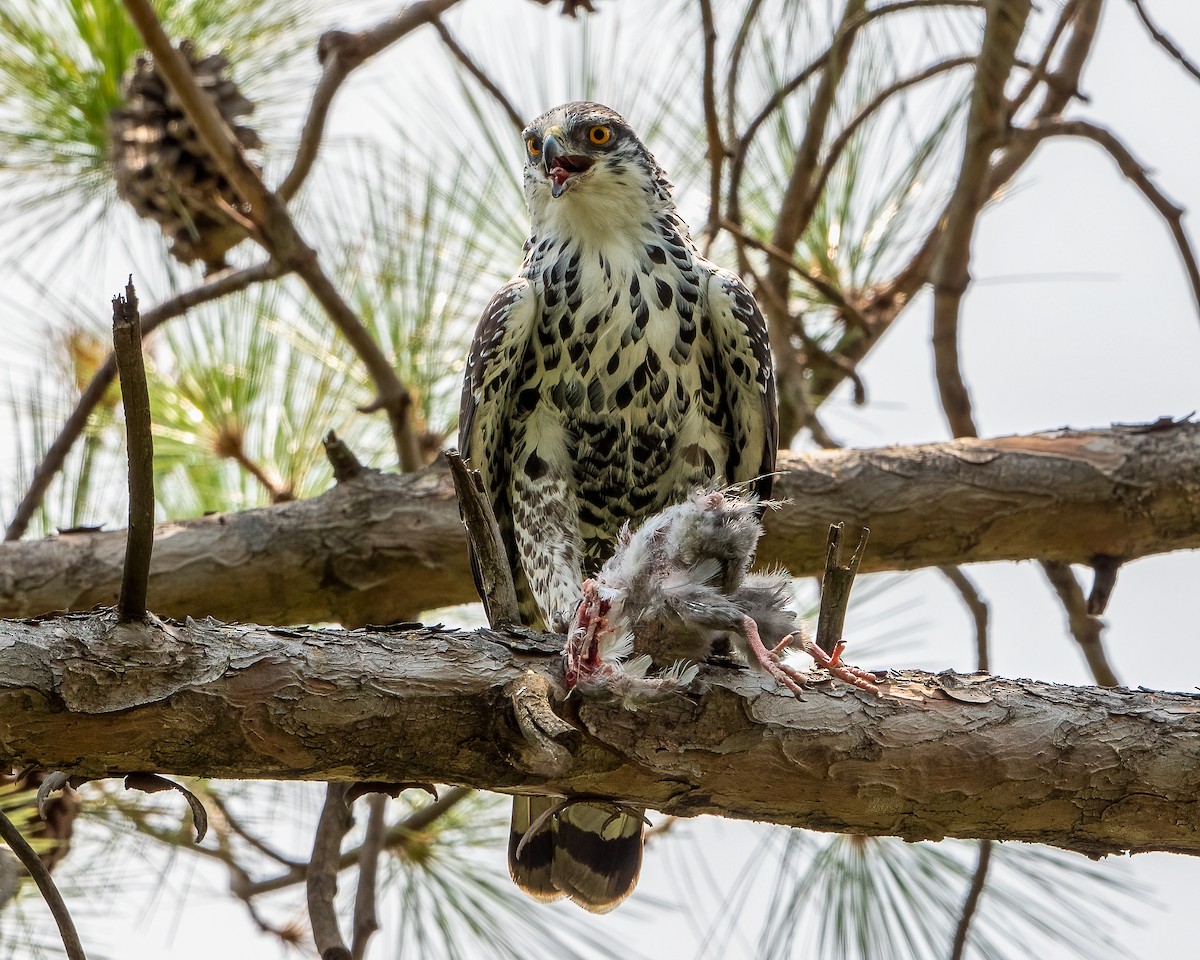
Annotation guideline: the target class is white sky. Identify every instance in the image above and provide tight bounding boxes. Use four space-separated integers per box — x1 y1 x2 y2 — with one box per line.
4 0 1200 958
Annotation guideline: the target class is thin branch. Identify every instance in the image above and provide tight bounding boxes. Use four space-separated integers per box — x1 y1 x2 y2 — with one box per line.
244 788 473 898
350 795 386 960
1009 118 1200 318
308 783 352 960
1040 560 1121 687
719 217 867 328
0 809 86 960
726 0 983 225
940 565 990 672
278 0 464 200
949 839 992 960
5 260 287 542
120 0 422 472
1007 0 1082 115
698 0 723 246
204 788 307 869
111 280 154 623
764 0 867 291
432 18 524 131
931 0 1032 439
723 0 764 142
807 56 976 214
1128 0 1200 83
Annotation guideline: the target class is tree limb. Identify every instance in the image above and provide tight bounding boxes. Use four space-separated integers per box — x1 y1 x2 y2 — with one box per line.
4 612 1200 857
1 421 1198 625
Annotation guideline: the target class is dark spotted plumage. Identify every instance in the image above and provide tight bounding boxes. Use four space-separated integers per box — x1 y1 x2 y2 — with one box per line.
459 101 777 913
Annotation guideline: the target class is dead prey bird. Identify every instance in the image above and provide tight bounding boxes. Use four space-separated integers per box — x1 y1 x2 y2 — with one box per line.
564 489 879 701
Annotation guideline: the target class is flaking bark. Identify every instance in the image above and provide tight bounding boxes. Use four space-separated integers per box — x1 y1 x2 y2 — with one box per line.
3 610 1200 858
1 422 1197 626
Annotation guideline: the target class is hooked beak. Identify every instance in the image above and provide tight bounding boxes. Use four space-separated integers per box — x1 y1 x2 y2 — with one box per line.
542 131 594 198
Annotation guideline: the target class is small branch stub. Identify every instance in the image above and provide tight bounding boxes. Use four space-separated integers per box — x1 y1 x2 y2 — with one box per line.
446 450 521 628
112 278 155 623
816 522 870 654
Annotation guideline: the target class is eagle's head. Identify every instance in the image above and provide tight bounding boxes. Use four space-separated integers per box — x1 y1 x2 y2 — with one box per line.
521 101 673 243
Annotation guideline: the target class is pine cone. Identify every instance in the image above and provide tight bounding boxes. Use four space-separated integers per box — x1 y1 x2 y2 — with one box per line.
109 40 262 273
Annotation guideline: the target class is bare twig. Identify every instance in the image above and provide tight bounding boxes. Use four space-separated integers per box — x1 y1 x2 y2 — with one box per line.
1040 560 1121 687
121 0 422 472
1008 0 1082 115
5 260 287 542
1009 118 1200 318
940 565 991 672
278 0 464 200
795 0 1100 407
204 787 305 869
698 0 723 246
719 218 867 328
727 0 983 225
1128 0 1200 83
350 795 386 960
949 839 992 960
815 522 869 654
808 56 976 211
447 450 521 628
308 783 353 960
723 0 764 142
111 280 154 623
0 808 86 960
432 18 524 131
245 788 472 899
931 0 1032 440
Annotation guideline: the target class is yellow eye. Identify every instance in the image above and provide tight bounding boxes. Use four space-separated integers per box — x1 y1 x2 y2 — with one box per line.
588 125 612 145
526 137 541 156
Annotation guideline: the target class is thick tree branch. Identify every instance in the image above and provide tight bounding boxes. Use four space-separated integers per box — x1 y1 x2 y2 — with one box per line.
4 613 1200 857
1 422 1198 625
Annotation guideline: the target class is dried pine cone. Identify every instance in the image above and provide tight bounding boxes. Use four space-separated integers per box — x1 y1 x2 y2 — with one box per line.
109 40 261 273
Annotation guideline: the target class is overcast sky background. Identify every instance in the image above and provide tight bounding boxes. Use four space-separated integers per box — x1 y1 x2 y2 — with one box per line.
3 0 1199 957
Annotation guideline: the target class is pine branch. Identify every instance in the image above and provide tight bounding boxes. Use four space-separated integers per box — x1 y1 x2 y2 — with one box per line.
4 612 1200 857
2 422 1198 626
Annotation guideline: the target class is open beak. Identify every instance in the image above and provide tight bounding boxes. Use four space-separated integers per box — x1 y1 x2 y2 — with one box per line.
542 133 594 198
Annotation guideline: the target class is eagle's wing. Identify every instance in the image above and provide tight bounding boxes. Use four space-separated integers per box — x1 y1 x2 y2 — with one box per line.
703 266 780 498
459 277 539 621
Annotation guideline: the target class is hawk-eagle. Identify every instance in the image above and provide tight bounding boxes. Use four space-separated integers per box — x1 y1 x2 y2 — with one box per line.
459 101 778 912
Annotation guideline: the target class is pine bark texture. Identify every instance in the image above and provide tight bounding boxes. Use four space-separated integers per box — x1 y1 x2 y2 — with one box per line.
3 611 1200 858
1 421 1197 626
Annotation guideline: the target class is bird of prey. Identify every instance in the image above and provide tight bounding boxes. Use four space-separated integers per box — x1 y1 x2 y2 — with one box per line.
459 101 778 912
